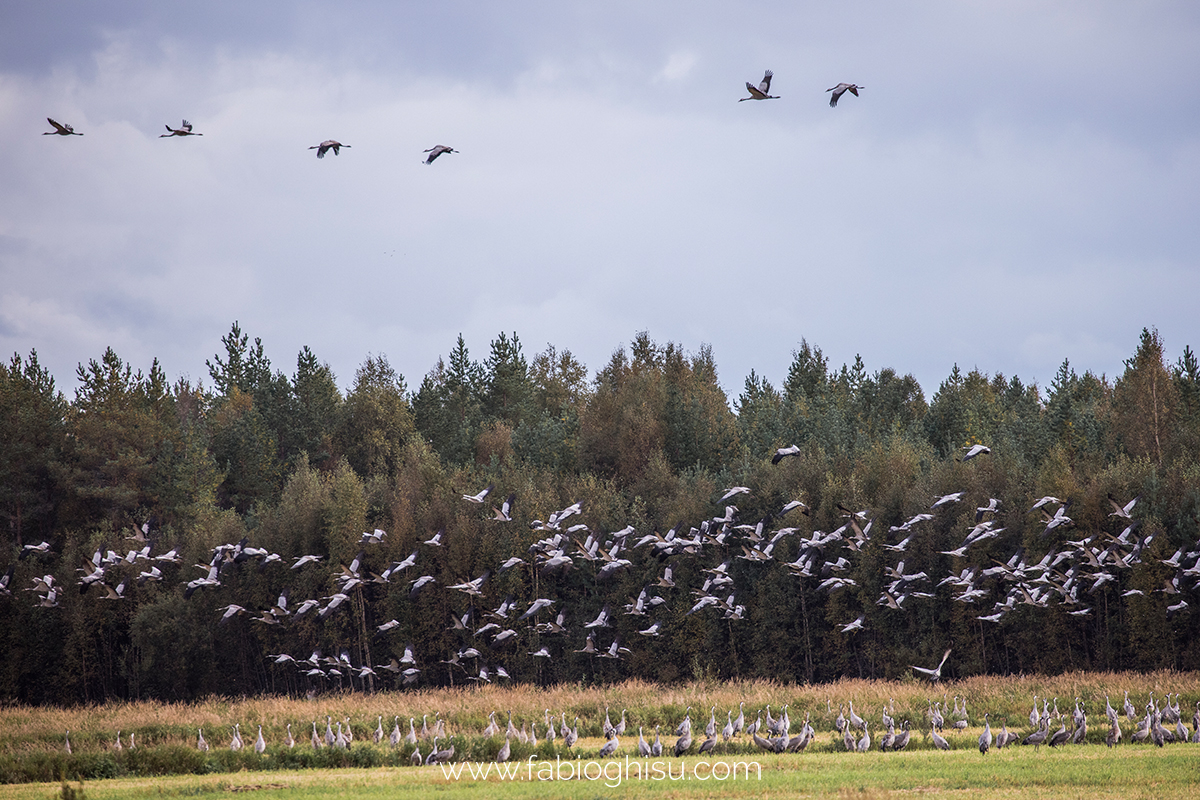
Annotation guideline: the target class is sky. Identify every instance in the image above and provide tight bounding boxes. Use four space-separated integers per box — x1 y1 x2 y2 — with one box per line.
1 1 1198 404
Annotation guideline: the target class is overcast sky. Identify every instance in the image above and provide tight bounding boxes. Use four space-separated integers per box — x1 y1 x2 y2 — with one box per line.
2 1 1197 404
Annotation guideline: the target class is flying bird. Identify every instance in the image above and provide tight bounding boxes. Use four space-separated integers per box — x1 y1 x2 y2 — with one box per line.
160 120 202 137
932 492 965 508
44 118 82 136
910 648 952 682
291 554 323 569
424 145 457 164
1107 493 1140 519
771 445 801 464
309 140 350 158
826 83 862 107
409 575 436 597
492 494 516 522
740 70 778 101
1030 496 1063 511
960 444 991 461
463 484 493 503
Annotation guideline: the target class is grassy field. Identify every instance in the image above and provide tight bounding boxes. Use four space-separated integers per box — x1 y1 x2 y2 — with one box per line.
5 748 1200 800
2 671 1199 798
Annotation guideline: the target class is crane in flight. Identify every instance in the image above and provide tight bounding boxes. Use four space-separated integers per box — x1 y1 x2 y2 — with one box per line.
424 145 457 164
160 120 203 137
44 118 82 136
310 140 350 158
740 70 778 101
911 648 952 682
826 83 863 107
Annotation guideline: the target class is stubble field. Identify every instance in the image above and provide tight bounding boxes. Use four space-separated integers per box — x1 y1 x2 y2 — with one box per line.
3 671 1198 799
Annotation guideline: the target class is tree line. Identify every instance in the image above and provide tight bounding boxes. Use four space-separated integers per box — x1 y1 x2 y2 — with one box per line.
2 323 1198 705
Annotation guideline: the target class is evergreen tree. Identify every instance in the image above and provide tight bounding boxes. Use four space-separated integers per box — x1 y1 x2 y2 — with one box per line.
412 335 484 464
61 348 175 528
781 340 854 453
208 387 281 512
1112 328 1178 464
284 346 342 467
338 354 414 478
529 344 589 415
482 332 531 425
0 351 67 545
1045 358 1111 463
661 342 738 472
923 364 967 458
578 335 667 484
205 321 273 397
1173 344 1200 456
856 367 926 442
736 369 785 457
512 344 588 471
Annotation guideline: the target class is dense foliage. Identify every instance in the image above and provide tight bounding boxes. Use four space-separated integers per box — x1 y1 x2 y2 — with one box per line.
2 324 1199 705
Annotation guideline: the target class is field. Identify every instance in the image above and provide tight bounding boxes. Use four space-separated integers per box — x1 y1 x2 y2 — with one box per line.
2 671 1199 799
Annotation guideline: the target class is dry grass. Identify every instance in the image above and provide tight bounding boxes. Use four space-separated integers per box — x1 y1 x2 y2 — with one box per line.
3 670 1199 756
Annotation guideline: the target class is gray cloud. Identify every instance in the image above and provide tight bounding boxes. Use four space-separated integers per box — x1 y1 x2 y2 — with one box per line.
2 1 1198 401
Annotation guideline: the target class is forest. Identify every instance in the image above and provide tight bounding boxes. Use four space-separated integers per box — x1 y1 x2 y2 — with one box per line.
2 323 1199 706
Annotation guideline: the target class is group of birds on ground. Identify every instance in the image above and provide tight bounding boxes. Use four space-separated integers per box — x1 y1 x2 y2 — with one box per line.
7 439 1198 691
41 67 857 166
65 689 1199 764
1000 690 1200 753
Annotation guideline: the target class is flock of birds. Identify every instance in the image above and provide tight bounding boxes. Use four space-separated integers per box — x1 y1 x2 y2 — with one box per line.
65 688 1200 764
8 440 1196 696
40 68 859 166
737 70 863 106
42 116 458 165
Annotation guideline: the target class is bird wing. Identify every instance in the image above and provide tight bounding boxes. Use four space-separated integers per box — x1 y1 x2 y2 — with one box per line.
744 82 766 100
759 70 773 94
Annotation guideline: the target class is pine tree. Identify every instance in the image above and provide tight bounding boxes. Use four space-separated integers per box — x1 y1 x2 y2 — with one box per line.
736 369 785 457
0 350 67 545
61 349 176 527
1113 328 1178 464
412 335 484 464
483 332 531 425
338 354 413 478
284 346 342 467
